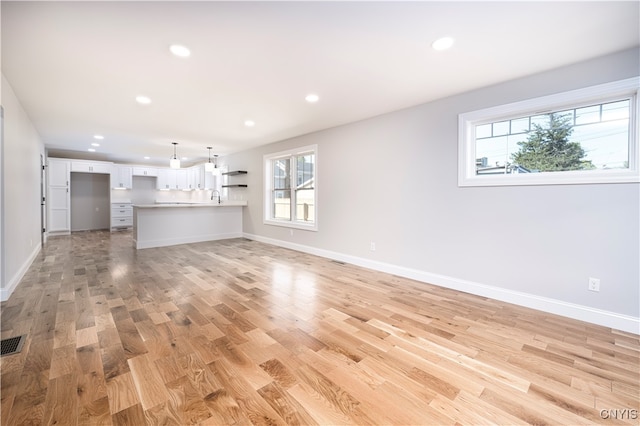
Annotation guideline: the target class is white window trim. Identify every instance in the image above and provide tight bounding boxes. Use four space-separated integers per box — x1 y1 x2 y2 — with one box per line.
458 77 640 187
264 144 318 231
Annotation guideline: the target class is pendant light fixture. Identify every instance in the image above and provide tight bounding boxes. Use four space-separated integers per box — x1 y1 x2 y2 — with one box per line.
205 147 214 172
169 142 180 169
211 154 221 176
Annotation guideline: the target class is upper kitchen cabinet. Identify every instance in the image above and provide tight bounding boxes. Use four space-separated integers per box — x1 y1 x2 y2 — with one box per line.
186 165 212 190
112 166 133 189
187 167 198 190
156 168 188 190
175 169 188 190
70 160 113 174
193 164 214 190
157 168 171 190
48 158 70 187
132 166 157 177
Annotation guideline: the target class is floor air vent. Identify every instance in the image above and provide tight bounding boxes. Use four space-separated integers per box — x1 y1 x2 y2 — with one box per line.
1 335 26 357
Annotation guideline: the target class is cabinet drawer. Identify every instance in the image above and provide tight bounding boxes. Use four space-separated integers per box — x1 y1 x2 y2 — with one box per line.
111 207 133 218
112 203 132 209
111 217 133 227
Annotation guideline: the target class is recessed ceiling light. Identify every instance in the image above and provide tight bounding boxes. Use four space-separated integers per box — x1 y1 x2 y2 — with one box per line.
244 120 256 127
305 94 319 103
181 157 188 160
144 156 150 160
88 148 96 152
91 143 100 147
136 95 151 105
432 36 455 51
169 44 191 58
93 134 104 140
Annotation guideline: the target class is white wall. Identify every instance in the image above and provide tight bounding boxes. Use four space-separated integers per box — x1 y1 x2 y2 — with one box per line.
1 106 4 292
1 74 45 300
226 48 640 332
70 172 110 231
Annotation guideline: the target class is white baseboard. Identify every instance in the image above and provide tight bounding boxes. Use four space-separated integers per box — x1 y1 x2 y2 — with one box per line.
243 233 639 335
1 243 41 302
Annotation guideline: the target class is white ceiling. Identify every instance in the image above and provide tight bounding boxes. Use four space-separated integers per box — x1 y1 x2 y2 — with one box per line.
2 1 638 167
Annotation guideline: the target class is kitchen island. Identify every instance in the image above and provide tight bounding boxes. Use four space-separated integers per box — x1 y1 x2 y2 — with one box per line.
133 201 247 249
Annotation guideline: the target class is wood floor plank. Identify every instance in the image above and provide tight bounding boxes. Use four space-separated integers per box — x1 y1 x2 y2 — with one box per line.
49 343 77 379
41 371 78 426
105 372 140 414
127 353 170 410
178 352 222 399
5 370 49 426
111 403 146 426
78 396 112 426
165 375 214 425
77 370 108 408
257 381 318 426
1 230 637 425
143 401 182 426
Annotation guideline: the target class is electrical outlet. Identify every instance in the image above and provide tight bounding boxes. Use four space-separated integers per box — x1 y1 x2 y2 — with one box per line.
370 242 376 251
588 277 600 292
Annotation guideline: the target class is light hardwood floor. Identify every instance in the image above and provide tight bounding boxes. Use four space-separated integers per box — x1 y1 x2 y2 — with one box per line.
1 230 638 425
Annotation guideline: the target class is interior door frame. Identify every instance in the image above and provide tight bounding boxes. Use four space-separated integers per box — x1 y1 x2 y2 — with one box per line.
1 106 5 288
41 153 46 245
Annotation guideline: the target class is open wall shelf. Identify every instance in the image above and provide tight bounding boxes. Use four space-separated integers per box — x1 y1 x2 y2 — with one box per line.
222 170 248 188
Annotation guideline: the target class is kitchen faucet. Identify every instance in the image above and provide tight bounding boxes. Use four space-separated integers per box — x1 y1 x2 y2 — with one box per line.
211 189 221 204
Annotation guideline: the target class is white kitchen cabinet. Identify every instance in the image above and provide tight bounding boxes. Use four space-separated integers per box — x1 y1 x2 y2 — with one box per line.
112 166 133 189
187 165 213 189
48 158 69 187
47 158 71 234
71 160 113 174
132 166 157 177
186 167 197 190
175 169 188 190
200 165 215 190
156 168 188 190
190 165 214 190
157 168 171 190
111 202 133 229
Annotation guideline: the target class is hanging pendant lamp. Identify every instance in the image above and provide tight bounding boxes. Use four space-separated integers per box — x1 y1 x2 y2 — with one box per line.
205 147 214 172
170 142 180 169
211 154 221 176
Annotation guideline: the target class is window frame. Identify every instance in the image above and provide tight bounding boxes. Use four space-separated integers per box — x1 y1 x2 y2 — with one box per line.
264 144 318 231
458 77 640 187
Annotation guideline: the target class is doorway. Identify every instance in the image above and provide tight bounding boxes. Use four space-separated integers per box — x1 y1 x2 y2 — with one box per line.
70 172 110 231
40 154 46 245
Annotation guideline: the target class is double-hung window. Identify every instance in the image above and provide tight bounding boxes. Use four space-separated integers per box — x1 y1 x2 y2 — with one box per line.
458 77 639 186
264 145 317 230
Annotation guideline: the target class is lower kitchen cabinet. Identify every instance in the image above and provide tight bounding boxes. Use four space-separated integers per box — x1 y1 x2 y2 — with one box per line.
111 202 133 229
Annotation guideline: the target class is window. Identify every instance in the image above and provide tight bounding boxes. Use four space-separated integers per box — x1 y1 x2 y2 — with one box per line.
458 78 639 186
264 145 317 230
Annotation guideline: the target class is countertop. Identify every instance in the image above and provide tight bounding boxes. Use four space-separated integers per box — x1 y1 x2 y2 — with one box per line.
134 201 247 208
